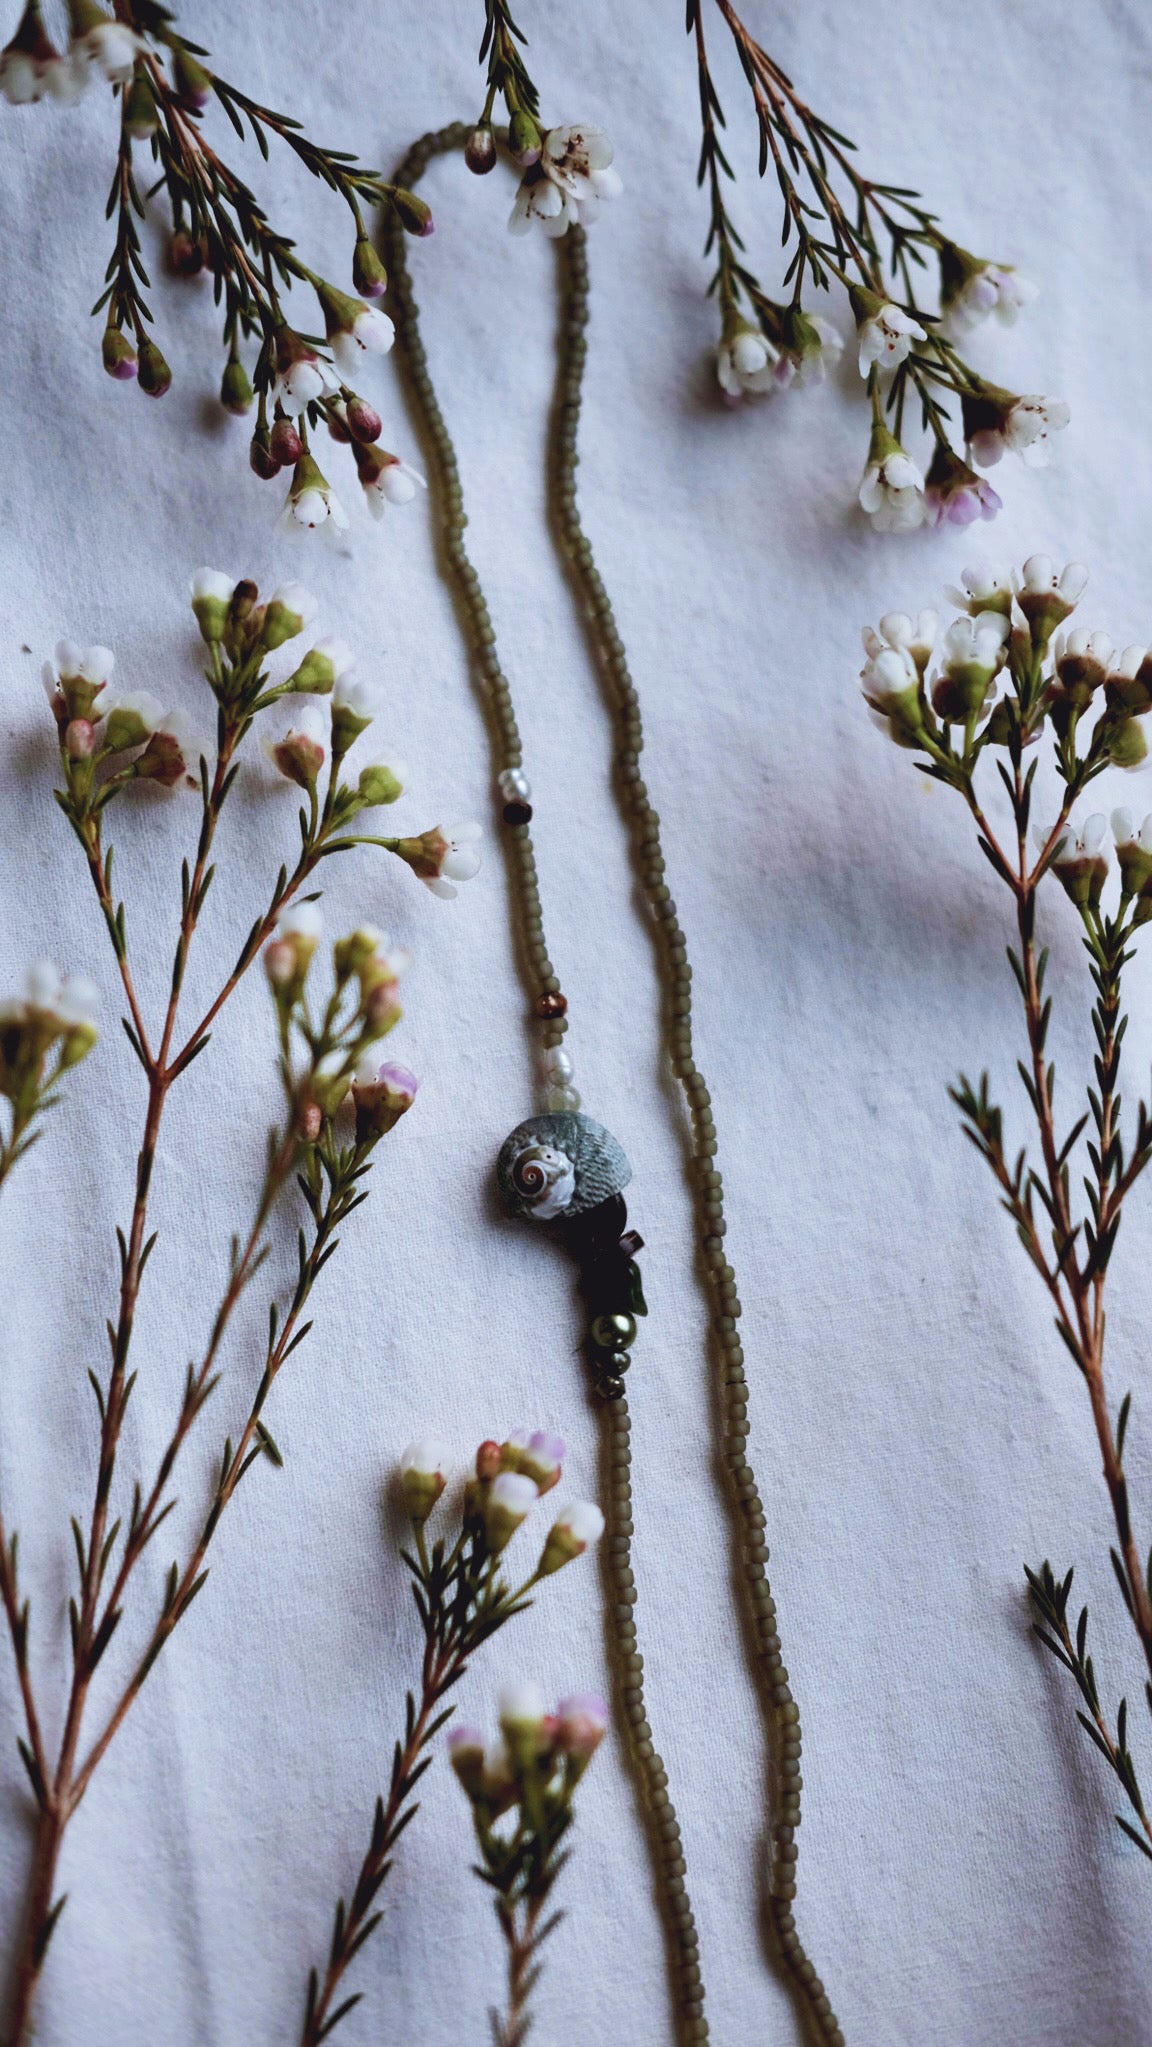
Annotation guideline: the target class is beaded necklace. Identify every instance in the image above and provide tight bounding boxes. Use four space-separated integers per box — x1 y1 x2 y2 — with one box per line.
385 124 842 2047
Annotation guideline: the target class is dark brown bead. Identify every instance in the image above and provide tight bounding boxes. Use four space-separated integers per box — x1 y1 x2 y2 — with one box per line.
535 990 567 1019
502 799 533 825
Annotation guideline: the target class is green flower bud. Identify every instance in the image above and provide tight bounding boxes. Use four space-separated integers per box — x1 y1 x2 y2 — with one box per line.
351 233 388 298
220 354 253 416
137 336 172 399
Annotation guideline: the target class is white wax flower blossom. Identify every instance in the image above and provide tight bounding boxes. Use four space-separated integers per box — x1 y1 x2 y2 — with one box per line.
359 455 426 519
1055 627 1114 673
399 1439 449 1520
789 314 843 387
265 703 327 789
862 610 938 675
1110 645 1148 685
944 262 1038 337
509 122 621 238
856 300 926 377
945 563 1013 617
940 610 1010 671
190 568 237 644
716 323 782 401
333 673 379 725
1016 555 1089 607
330 305 396 379
969 394 1070 469
273 347 339 419
1032 815 1109 910
858 441 926 534
424 822 482 900
102 689 164 751
71 15 138 83
279 456 350 539
1112 810 1152 856
278 901 324 945
47 640 115 690
1 4 81 102
498 1679 547 1732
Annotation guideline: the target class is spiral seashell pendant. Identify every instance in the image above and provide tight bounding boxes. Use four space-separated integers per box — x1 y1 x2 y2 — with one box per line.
496 1111 631 1223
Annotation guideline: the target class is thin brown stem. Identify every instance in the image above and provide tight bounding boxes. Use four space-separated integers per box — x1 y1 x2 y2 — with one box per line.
496 1893 545 2047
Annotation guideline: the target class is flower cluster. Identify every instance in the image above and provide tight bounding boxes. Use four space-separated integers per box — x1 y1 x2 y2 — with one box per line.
43 637 198 799
449 1682 606 2045
262 906 420 1150
687 0 1066 532
0 959 98 1180
464 2 619 238
1 1 429 529
299 1430 602 2042
861 550 1152 1883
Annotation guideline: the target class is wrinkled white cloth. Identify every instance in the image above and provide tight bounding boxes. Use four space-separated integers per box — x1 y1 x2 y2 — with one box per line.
2 0 1152 2042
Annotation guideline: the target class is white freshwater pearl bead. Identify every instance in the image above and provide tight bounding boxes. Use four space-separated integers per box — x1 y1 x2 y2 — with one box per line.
498 768 531 802
541 1046 574 1082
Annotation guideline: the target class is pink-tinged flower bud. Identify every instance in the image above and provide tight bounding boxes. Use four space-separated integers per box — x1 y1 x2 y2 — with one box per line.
269 416 303 468
555 1693 608 1764
352 1058 418 1141
480 1739 519 1816
537 1500 605 1576
65 717 96 760
498 1680 547 1767
399 1439 448 1522
326 405 352 445
249 428 281 481
388 186 434 237
485 1470 537 1552
345 395 383 444
168 228 207 277
102 325 138 383
447 1725 487 1798
298 1099 323 1143
220 354 253 416
392 823 482 899
476 1439 502 1481
262 582 318 651
190 568 237 645
351 233 388 300
172 43 211 108
265 902 322 993
465 123 497 175
266 706 327 791
500 1429 565 1493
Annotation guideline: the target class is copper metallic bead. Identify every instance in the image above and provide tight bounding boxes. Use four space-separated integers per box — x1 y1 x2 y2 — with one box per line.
535 990 567 1019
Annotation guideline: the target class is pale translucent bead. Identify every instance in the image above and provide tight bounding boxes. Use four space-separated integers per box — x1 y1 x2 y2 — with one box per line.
542 1083 581 1113
541 1046 574 1082
498 767 531 802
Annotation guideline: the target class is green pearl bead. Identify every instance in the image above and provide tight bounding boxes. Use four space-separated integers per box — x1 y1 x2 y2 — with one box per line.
591 1311 637 1351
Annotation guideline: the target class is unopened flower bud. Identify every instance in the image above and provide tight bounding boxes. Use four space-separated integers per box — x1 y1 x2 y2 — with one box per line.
352 1058 418 1141
498 1680 547 1767
537 1499 605 1576
485 1470 537 1552
331 673 379 753
332 925 383 978
266 706 327 790
388 185 434 237
285 636 353 694
465 123 497 174
269 416 303 468
65 718 96 760
262 583 318 650
220 354 253 416
265 901 322 993
400 1439 448 1522
476 1439 502 1481
447 1725 487 1798
554 1693 608 1766
298 1099 323 1143
124 71 157 137
345 395 383 444
168 227 206 277
249 427 281 480
190 568 237 645
309 1048 352 1118
500 1429 565 1493
508 111 542 165
327 406 352 445
137 336 172 399
351 232 388 299
103 690 163 753
1107 717 1149 770
102 325 138 383
356 756 406 806
172 43 211 108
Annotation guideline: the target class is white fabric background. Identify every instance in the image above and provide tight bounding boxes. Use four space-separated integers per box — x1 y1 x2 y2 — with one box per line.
2 0 1152 2040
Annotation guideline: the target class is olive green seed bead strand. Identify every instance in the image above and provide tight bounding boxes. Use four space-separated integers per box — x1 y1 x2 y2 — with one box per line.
386 126 710 2047
550 222 843 2047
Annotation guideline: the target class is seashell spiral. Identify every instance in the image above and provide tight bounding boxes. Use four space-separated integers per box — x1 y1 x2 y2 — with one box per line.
497 1111 632 1223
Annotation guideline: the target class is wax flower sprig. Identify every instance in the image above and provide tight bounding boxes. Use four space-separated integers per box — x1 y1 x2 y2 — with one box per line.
450 1683 607 2047
688 0 1064 532
0 961 98 1188
464 1 621 238
0 568 476 2044
0 0 431 534
300 1431 604 2045
861 553 1152 1865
